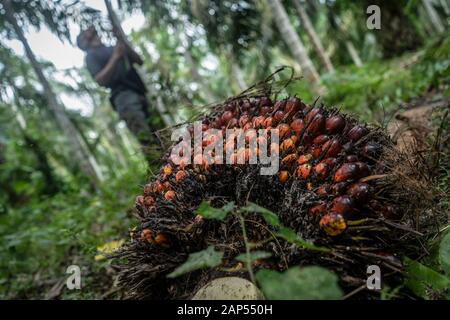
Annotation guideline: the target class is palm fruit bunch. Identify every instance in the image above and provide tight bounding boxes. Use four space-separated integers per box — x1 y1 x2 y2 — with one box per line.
116 94 429 299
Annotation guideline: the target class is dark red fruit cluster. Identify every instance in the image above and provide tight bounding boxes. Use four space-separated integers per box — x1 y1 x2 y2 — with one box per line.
136 96 395 240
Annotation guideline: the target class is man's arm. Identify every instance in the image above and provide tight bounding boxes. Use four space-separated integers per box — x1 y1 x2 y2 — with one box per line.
94 43 126 86
123 41 143 66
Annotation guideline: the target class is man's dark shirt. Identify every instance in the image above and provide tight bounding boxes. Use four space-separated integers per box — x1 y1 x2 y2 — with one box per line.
85 45 147 99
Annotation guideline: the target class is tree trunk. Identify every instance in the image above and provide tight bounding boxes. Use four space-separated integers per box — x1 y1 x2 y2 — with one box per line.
422 0 445 33
183 43 216 103
292 0 334 73
331 14 363 67
3 0 102 185
267 0 323 94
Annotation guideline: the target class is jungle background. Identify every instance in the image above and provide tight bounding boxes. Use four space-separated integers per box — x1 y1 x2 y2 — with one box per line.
0 0 449 299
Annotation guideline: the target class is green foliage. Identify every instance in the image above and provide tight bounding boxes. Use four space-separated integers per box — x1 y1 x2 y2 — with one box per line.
403 257 450 299
256 266 343 300
0 165 146 299
196 200 235 220
167 246 224 278
439 231 450 275
235 250 272 263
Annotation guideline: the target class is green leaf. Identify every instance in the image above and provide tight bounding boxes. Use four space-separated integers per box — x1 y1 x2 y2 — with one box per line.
167 246 224 278
439 231 450 274
240 202 280 227
195 201 235 220
236 250 272 263
404 257 450 299
256 266 343 300
275 227 329 252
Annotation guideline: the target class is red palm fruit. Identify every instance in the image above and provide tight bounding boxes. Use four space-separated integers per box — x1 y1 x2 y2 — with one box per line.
277 123 290 139
345 155 358 162
273 100 286 111
228 152 238 165
243 122 253 131
239 114 250 127
316 184 331 197
334 163 359 182
270 142 279 156
256 135 267 147
331 182 348 195
163 164 173 176
298 154 313 165
282 153 298 165
201 123 209 131
354 162 370 178
194 214 204 224
163 181 172 191
252 116 265 128
154 233 170 246
297 164 312 179
313 134 330 145
314 162 330 179
280 138 295 152
290 118 304 134
347 182 371 203
381 205 401 220
305 107 321 123
153 180 164 193
144 195 155 207
263 117 274 128
308 202 327 216
323 157 338 168
245 130 257 144
310 145 322 158
242 101 251 111
193 154 208 170
331 196 355 217
325 115 346 134
175 170 187 182
259 97 272 107
164 190 176 201
135 195 144 206
260 106 271 116
290 135 298 145
278 170 289 184
274 110 285 123
320 213 347 236
221 110 234 125
306 113 325 135
140 229 153 243
143 184 152 195
360 142 381 160
227 118 238 128
285 97 302 113
322 138 342 158
347 125 367 142
301 132 314 146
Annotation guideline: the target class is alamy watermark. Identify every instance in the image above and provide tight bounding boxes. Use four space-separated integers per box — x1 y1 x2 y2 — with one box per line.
366 5 381 30
66 265 81 290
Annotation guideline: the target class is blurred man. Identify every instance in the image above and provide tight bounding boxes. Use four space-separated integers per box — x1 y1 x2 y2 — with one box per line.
77 26 154 148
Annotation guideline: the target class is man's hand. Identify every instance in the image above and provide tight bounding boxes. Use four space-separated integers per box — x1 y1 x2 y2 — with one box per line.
112 42 127 59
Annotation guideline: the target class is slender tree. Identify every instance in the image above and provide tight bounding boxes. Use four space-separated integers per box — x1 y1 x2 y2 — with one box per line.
3 0 103 185
267 0 323 94
292 0 334 73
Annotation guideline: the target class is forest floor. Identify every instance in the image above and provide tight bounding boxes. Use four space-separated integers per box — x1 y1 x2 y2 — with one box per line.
0 36 449 300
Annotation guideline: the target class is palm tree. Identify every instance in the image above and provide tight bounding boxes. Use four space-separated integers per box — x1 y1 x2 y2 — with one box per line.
3 0 103 185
